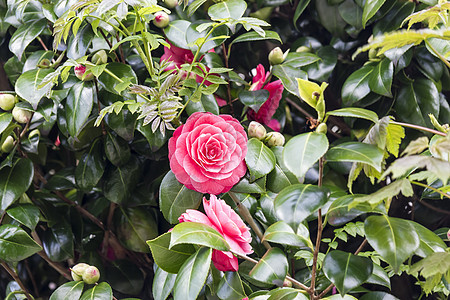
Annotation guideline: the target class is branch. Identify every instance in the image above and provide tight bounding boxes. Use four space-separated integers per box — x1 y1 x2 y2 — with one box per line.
1 261 34 300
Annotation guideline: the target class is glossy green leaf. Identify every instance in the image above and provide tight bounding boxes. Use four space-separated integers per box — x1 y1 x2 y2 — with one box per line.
0 112 12 135
103 155 141 204
105 109 137 141
294 0 311 28
153 266 177 300
239 89 269 113
250 248 288 286
366 264 391 289
273 64 307 97
0 224 42 262
173 247 212 300
283 52 320 68
231 175 266 194
42 221 74 262
23 50 54 72
136 119 169 152
316 0 346 36
208 0 247 20
341 65 374 106
365 215 420 273
66 81 94 137
267 163 299 193
217 272 246 300
360 291 399 300
338 0 363 29
410 221 447 258
15 68 54 109
268 287 309 299
304 46 338 82
170 222 229 251
49 281 84 300
369 58 393 97
0 158 34 211
75 138 105 191
274 184 329 229
159 171 203 224
147 232 196 274
362 0 387 27
97 63 137 95
326 108 379 123
186 20 229 54
45 167 76 191
373 0 415 35
186 93 219 115
262 221 312 249
164 20 191 49
67 24 94 60
9 19 47 60
245 138 276 181
323 295 358 300
323 250 373 295
283 132 328 178
230 30 282 46
105 132 130 167
326 142 384 172
80 282 112 300
105 260 144 296
6 204 40 231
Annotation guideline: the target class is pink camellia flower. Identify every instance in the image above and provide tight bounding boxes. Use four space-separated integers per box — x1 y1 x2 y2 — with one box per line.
168 112 248 194
247 64 284 131
179 195 253 272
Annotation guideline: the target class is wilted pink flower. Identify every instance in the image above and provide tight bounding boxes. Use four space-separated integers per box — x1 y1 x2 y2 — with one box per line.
247 64 284 131
168 112 247 194
179 195 253 272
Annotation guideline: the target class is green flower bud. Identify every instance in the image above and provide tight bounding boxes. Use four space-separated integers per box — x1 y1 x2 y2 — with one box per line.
248 121 267 140
283 279 293 287
315 123 327 134
153 11 170 28
12 107 32 124
0 94 17 111
82 265 100 284
71 263 90 281
74 65 94 81
92 50 108 65
295 46 311 53
37 58 51 68
266 131 285 147
268 47 284 65
163 0 178 8
1 136 14 153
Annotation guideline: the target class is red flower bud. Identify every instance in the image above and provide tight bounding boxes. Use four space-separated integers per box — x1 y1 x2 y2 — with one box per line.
82 265 100 284
74 65 94 81
153 11 170 28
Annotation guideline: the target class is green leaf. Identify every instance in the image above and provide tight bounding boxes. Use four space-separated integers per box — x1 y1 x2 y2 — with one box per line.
208 0 247 20
103 155 141 204
147 232 196 274
0 113 12 136
66 81 94 137
360 292 399 300
0 224 42 262
105 109 137 141
75 138 105 191
283 132 329 179
366 264 391 289
105 260 144 296
164 20 191 49
186 94 219 115
9 19 47 60
368 58 393 97
338 0 363 29
268 288 309 299
283 52 321 68
341 65 374 106
410 221 447 258
323 250 373 296
294 0 311 28
42 221 74 262
239 89 269 112
274 184 329 228
80 282 112 300
365 215 420 273
15 68 54 109
6 204 40 231
0 158 34 211
186 20 229 54
362 0 387 27
170 222 229 251
67 24 94 60
304 46 338 82
249 248 288 286
159 171 203 224
216 272 246 300
273 64 307 97
410 251 450 279
173 247 212 300
136 119 169 152
326 142 384 172
262 221 312 249
104 132 130 167
326 108 379 123
153 266 177 300
385 121 405 157
49 281 84 300
187 0 208 16
245 138 276 181
296 78 321 108
97 63 137 95
316 0 347 36
230 30 281 46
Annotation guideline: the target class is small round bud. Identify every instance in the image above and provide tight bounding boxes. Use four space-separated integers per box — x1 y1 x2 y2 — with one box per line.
163 0 178 8
12 107 32 124
248 121 267 140
447 229 450 241
1 136 14 153
0 94 17 111
295 46 312 53
283 279 293 287
37 58 51 68
315 123 327 134
74 65 94 81
82 266 100 284
153 11 170 28
71 263 90 281
268 47 284 65
266 131 285 147
92 50 108 65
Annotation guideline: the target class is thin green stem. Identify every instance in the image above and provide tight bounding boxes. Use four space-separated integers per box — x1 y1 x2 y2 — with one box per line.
411 180 450 199
390 120 447 137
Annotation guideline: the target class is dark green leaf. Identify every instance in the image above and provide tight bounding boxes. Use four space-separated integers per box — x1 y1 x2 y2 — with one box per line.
186 93 219 115
153 266 177 300
0 112 12 136
239 89 269 112
15 68 54 109
262 221 312 248
186 20 229 54
323 250 373 295
66 81 94 137
80 282 112 300
75 138 105 191
341 65 374 106
97 63 137 95
45 167 76 191
49 281 84 300
67 24 94 59
316 0 347 36
136 119 169 152
6 204 40 231
164 20 191 49
272 64 307 96
170 222 229 251
173 247 212 300
104 132 130 166
217 272 246 300
0 224 42 262
366 264 391 289
230 30 282 46
250 248 288 286
304 46 338 82
283 52 320 68
103 155 141 204
267 288 309 299
362 0 387 27
294 0 311 28
42 221 74 262
9 19 47 60
245 138 276 181
0 158 34 211
208 0 247 20
360 291 399 300
326 142 384 172
369 58 393 97
105 260 144 296
338 0 363 29
105 109 137 141
411 221 447 258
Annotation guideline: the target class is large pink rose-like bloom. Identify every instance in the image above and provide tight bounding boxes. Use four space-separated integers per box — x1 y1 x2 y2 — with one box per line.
168 112 248 194
179 195 253 272
247 64 284 132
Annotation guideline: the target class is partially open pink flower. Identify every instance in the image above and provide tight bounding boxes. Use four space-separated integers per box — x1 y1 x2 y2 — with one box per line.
179 195 253 272
168 112 247 194
247 64 284 131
